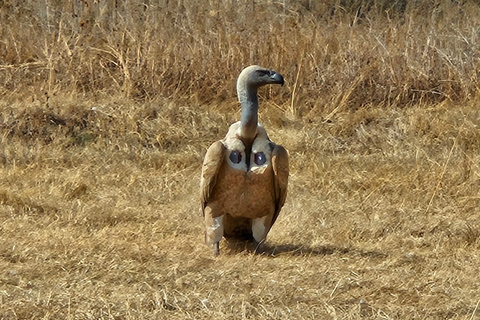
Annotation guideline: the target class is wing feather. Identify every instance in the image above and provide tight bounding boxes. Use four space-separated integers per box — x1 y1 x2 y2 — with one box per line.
270 144 289 227
200 140 226 214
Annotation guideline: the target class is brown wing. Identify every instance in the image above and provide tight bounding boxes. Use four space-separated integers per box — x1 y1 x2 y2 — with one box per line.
200 140 226 215
270 144 289 228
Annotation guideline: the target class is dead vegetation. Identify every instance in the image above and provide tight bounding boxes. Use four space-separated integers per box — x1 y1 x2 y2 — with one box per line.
1 0 480 319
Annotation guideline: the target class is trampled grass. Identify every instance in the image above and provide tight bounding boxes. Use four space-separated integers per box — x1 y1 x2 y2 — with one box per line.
1 1 480 319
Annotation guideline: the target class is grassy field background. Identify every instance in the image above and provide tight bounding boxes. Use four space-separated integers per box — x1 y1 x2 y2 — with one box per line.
1 0 480 319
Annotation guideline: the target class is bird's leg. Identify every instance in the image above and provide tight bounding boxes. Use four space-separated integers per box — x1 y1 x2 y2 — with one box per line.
252 216 270 254
252 216 267 242
204 210 224 255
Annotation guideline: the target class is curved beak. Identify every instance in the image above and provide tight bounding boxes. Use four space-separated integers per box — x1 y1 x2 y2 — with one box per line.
269 71 285 86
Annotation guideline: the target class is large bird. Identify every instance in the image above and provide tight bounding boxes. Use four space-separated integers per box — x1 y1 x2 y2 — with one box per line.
200 65 289 256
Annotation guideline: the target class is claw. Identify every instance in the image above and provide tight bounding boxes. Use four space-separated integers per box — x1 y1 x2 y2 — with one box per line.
253 239 265 255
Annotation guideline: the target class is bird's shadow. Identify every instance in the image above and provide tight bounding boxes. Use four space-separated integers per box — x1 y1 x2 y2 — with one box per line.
224 239 388 260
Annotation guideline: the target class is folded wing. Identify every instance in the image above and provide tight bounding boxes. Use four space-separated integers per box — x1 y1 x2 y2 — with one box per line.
200 140 225 214
270 144 289 230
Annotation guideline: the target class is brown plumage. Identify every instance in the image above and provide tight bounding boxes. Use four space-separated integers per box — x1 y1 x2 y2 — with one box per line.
200 65 289 255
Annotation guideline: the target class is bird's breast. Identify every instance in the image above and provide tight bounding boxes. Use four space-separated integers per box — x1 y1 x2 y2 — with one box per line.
211 161 276 219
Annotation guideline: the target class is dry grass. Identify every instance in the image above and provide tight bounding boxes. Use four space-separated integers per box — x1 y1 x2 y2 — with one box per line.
1 0 480 319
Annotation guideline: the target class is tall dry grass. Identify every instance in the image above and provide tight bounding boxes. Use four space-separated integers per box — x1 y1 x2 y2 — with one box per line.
1 0 480 319
1 0 480 109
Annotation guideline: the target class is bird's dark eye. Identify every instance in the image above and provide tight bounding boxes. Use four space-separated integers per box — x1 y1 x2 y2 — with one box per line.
254 152 266 165
229 150 242 164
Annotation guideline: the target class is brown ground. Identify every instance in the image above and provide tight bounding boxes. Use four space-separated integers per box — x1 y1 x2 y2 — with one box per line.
1 1 480 319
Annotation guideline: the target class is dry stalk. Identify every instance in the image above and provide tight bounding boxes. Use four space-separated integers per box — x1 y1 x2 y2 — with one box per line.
425 134 458 215
289 52 304 118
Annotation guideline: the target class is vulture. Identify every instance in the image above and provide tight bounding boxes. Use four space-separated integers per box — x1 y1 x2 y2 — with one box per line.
200 65 289 256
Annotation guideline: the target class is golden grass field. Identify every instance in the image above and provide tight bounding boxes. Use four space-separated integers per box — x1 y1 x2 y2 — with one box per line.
1 0 480 319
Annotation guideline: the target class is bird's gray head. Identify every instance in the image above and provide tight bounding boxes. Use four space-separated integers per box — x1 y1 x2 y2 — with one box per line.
237 65 284 97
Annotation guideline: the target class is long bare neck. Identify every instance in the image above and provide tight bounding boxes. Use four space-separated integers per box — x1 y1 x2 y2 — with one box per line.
237 84 258 141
